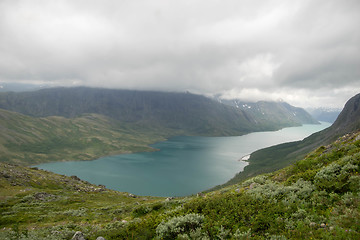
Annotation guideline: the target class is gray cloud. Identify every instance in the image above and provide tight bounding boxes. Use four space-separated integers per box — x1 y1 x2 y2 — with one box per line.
0 0 359 108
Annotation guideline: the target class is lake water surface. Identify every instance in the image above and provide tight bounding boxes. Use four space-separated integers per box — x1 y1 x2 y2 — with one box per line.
36 122 331 197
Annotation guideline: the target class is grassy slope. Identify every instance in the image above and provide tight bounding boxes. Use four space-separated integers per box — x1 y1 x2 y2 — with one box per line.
0 131 359 239
0 163 169 239
0 108 179 165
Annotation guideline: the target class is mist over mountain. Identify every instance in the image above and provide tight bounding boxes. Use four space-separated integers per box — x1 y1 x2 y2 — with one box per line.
0 87 317 136
218 98 318 128
0 82 50 92
306 107 342 123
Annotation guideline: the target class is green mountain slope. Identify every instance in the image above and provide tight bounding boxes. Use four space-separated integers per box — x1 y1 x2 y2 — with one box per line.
0 108 173 165
0 87 317 136
1 130 359 239
223 92 360 186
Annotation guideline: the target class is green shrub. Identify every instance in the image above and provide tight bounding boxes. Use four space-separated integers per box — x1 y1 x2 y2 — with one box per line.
314 161 357 193
132 205 151 217
232 228 251 239
156 213 205 239
177 228 209 240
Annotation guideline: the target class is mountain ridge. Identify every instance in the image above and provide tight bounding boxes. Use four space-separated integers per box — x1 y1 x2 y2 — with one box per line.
0 87 317 136
218 98 319 129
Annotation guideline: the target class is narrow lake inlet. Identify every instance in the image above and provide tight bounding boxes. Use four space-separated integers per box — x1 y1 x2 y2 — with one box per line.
36 122 331 197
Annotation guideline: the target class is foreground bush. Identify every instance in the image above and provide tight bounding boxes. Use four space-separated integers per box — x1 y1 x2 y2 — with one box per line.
156 213 205 239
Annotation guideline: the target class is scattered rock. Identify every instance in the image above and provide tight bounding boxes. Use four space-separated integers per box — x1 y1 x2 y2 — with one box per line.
96 237 106 240
72 231 86 240
249 183 257 189
71 175 81 181
320 223 326 228
33 192 56 201
121 220 128 223
309 222 317 228
165 197 175 201
128 193 137 198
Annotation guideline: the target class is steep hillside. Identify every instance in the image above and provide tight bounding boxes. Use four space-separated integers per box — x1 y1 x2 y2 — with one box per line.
1 131 359 239
0 108 172 165
218 98 319 129
0 87 317 136
223 93 360 186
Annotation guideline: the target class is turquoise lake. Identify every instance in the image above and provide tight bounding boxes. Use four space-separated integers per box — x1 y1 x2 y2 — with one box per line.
36 122 331 197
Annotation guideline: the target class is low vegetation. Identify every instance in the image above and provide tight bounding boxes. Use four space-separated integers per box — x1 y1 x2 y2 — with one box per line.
1 131 359 239
0 109 179 165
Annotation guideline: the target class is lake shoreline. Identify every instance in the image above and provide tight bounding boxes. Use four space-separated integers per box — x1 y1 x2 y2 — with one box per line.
35 122 331 197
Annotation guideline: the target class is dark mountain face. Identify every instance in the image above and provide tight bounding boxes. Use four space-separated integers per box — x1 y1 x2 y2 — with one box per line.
306 93 360 147
0 87 317 136
330 93 360 135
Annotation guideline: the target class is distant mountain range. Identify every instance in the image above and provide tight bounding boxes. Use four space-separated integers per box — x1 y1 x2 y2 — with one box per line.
0 87 318 165
306 107 342 123
0 87 317 136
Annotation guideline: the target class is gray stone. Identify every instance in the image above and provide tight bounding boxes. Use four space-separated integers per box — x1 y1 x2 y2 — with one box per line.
128 193 136 198
72 231 86 240
249 182 257 189
96 237 106 240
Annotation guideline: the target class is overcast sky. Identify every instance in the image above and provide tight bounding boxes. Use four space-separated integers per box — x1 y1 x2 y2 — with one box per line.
0 0 359 108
